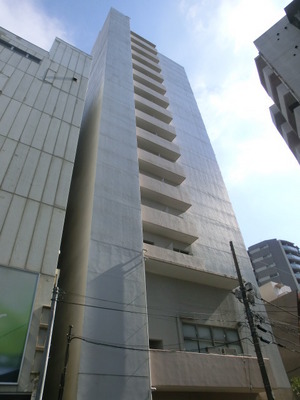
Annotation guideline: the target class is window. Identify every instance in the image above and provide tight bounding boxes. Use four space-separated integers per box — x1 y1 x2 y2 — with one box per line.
182 322 243 355
143 239 154 245
149 339 163 349
173 248 190 255
0 38 41 64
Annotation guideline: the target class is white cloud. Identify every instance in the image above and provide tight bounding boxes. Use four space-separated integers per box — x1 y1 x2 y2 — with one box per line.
0 0 71 50
218 0 287 53
178 0 296 187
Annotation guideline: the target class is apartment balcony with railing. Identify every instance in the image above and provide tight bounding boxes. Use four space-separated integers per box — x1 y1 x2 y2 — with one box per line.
255 57 281 106
135 94 172 124
276 83 298 132
149 350 274 394
132 58 164 83
131 31 157 55
138 148 185 184
143 243 237 290
131 44 160 66
134 81 169 108
140 174 190 212
141 204 197 244
133 69 166 95
282 243 300 253
132 49 161 73
286 253 300 263
137 128 180 161
269 104 295 142
136 109 175 141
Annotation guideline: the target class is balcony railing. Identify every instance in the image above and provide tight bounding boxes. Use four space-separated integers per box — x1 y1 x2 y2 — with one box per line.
134 81 169 108
137 127 180 161
138 148 185 185
135 94 172 124
143 243 238 290
150 349 275 393
136 109 176 141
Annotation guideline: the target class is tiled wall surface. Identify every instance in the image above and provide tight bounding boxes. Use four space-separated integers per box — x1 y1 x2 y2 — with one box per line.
0 28 91 395
0 29 90 273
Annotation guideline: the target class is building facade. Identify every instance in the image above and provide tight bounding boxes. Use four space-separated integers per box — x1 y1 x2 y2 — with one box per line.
254 0 300 164
0 8 293 400
259 287 300 380
0 27 91 399
248 239 300 291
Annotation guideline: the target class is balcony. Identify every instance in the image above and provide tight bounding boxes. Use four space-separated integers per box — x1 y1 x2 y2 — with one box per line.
255 55 267 91
136 109 176 141
132 58 164 83
150 350 275 393
276 83 297 131
140 174 190 211
133 69 166 95
293 105 300 138
132 49 161 72
138 148 185 185
255 56 282 108
135 94 172 124
131 31 157 55
282 243 299 253
131 44 160 65
262 64 281 106
141 205 197 245
137 127 180 161
134 81 169 108
291 264 300 273
143 243 238 290
287 253 300 262
270 104 288 135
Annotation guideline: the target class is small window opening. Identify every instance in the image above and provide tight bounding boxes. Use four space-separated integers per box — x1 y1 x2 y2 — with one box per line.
149 339 163 349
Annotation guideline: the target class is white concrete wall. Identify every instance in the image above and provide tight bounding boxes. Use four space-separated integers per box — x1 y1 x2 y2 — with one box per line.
155 52 290 394
158 53 253 282
45 9 151 400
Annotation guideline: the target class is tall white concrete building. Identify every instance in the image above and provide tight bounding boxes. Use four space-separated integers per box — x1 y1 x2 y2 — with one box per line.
255 0 300 164
0 8 293 400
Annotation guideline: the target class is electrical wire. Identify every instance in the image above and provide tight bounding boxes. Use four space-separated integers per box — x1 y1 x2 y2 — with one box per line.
58 297 246 326
67 333 253 354
261 297 300 320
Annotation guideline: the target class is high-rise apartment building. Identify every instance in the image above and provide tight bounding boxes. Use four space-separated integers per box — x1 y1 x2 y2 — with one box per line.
254 0 300 164
248 239 300 291
0 8 293 400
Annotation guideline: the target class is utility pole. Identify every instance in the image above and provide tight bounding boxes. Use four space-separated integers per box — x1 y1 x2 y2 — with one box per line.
35 284 59 400
57 325 73 400
230 241 274 400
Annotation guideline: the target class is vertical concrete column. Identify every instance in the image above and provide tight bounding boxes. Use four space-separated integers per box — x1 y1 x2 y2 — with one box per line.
47 9 151 400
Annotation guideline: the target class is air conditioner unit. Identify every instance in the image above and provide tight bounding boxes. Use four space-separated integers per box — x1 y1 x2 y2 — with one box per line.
222 348 238 356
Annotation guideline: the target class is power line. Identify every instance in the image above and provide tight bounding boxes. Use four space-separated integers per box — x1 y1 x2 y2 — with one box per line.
261 297 300 320
58 297 246 326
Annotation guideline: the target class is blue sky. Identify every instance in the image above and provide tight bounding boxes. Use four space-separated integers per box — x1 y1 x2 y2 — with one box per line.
1 0 299 248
